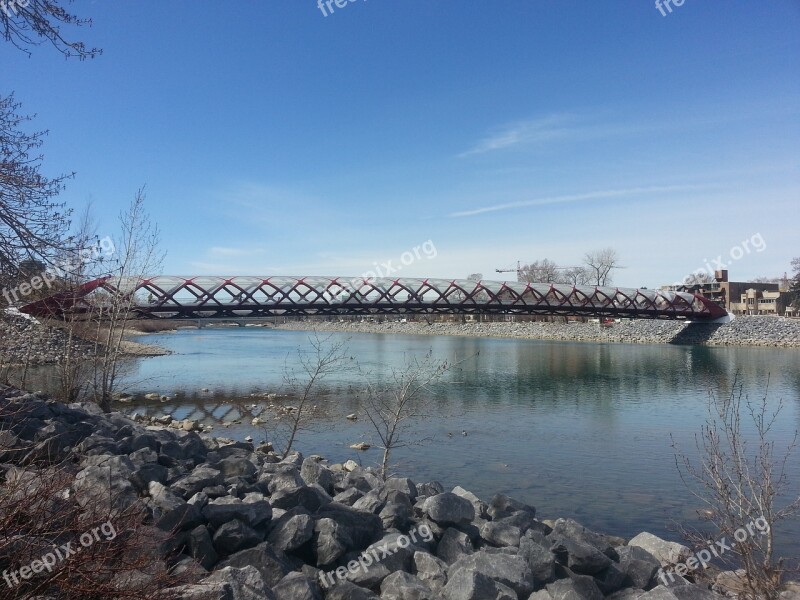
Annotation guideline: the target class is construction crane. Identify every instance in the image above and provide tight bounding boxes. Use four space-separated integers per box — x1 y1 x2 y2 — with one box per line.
495 261 522 277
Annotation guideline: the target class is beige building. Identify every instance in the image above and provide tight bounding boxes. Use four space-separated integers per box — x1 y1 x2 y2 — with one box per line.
729 288 791 316
666 270 795 317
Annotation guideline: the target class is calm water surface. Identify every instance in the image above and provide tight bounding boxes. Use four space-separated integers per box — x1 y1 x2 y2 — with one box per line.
26 327 800 558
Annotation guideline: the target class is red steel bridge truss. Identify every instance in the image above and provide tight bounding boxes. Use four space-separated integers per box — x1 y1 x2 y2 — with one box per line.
20 276 729 321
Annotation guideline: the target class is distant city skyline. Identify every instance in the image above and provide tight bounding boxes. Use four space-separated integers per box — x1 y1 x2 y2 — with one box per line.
2 1 798 288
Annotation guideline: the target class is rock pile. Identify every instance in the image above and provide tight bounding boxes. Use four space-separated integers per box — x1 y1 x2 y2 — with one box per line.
278 316 800 347
0 311 96 365
1 385 793 599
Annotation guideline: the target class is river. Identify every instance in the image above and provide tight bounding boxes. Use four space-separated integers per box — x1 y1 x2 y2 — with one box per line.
20 327 800 558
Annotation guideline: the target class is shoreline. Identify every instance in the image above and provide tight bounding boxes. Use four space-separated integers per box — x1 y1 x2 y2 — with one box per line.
274 316 800 348
2 385 785 598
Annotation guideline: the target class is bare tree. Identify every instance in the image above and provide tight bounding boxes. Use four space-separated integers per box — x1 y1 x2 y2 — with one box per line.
790 257 800 309
583 247 619 287
1 0 100 59
360 350 457 479
0 94 74 290
275 333 349 459
88 190 163 412
560 266 589 286
689 271 715 285
672 378 800 599
518 259 560 284
54 208 109 402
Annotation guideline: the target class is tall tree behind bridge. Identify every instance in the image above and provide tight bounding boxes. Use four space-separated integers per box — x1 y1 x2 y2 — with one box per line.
518 259 560 283
583 247 620 287
561 266 589 286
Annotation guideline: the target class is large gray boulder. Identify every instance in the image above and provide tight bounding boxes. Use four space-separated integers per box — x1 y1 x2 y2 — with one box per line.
628 533 691 567
300 457 334 493
422 493 475 525
332 487 363 506
216 542 292 587
481 519 523 547
265 465 304 493
518 534 556 584
380 571 433 600
163 582 230 599
203 495 272 528
550 534 613 575
353 488 388 514
638 584 720 599
148 480 186 513
451 485 487 518
212 518 263 556
322 580 379 599
272 571 323 600
316 502 384 549
441 569 509 600
313 517 353 566
362 532 421 573
269 485 331 512
551 518 621 558
436 527 474 565
616 545 661 589
413 551 448 593
487 493 536 520
172 465 224 498
547 576 604 600
202 565 275 600
214 457 257 480
448 550 535 597
73 463 139 514
267 513 314 552
384 477 418 500
187 524 219 570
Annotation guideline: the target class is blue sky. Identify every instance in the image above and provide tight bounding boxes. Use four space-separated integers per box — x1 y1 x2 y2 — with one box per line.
2 0 798 288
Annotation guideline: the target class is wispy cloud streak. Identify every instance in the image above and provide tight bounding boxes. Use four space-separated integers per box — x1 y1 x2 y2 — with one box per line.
449 184 716 217
459 114 578 157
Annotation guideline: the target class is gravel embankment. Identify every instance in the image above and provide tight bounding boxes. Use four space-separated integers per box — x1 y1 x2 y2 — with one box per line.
0 310 169 366
0 311 96 365
277 316 800 347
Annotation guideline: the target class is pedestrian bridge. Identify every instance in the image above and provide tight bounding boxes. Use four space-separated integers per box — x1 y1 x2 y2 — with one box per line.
20 276 730 322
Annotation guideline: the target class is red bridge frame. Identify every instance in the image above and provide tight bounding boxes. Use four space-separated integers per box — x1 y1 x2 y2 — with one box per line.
20 276 729 322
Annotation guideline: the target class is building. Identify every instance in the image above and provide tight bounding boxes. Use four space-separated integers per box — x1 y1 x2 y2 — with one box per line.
665 270 795 317
729 288 790 316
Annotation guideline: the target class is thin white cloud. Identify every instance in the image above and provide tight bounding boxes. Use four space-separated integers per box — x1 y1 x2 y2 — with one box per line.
459 114 578 157
449 184 717 218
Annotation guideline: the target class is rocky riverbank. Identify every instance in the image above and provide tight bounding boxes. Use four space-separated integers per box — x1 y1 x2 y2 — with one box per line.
277 316 800 348
0 310 169 367
3 386 795 599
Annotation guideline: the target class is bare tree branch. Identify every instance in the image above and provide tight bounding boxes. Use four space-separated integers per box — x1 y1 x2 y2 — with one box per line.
1 0 100 59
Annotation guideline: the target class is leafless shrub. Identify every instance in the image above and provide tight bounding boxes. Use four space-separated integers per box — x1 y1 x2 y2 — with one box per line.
672 376 800 599
0 398 186 598
274 333 350 459
360 350 465 479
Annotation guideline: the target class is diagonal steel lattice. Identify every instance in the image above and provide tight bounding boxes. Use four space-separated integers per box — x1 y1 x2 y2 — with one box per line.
20 276 729 321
